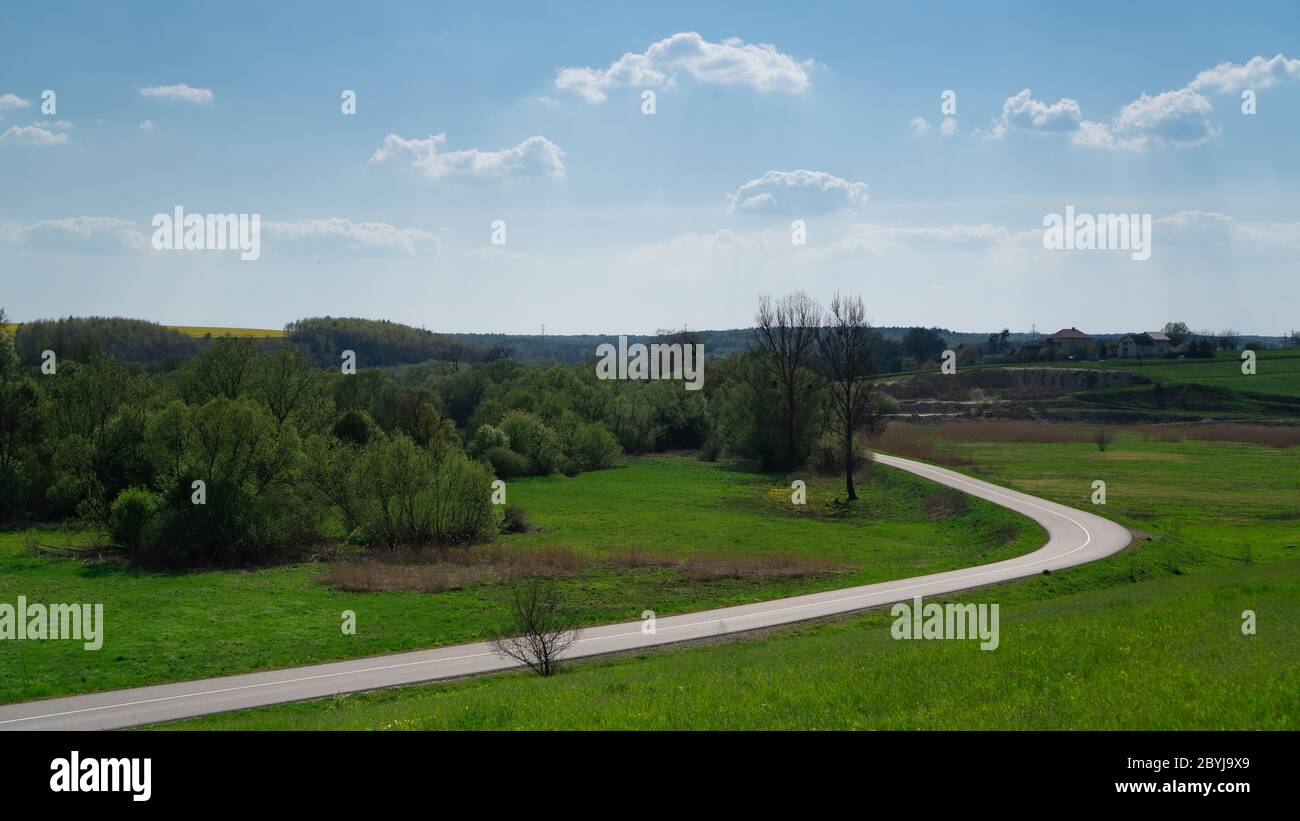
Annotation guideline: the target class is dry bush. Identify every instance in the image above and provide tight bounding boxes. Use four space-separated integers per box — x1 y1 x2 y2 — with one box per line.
871 424 979 469
920 419 1089 444
491 578 582 676
679 552 844 581
1143 424 1298 449
501 505 532 533
323 562 493 593
922 490 967 521
607 547 678 569
322 544 587 592
1092 427 1115 452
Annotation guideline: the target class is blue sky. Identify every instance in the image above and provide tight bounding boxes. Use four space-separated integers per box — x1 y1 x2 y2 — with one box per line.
2 1 1298 335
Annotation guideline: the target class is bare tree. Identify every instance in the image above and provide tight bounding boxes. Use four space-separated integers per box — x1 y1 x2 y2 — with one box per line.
815 293 885 501
491 578 582 676
1092 427 1114 452
754 292 823 470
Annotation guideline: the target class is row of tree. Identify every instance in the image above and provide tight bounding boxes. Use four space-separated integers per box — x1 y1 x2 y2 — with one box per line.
1 294 892 564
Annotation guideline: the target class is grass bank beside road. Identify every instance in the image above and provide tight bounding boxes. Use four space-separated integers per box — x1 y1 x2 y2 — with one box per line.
0 457 1039 705
155 429 1299 729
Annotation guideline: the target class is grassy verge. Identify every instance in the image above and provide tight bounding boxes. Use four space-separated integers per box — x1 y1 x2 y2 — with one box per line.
0 457 1041 704
153 431 1299 730
157 554 1299 730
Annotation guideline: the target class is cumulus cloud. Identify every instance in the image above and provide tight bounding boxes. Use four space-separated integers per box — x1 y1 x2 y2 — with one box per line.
1154 210 1300 249
0 93 31 112
0 120 71 145
139 120 155 132
911 115 958 138
262 218 441 255
988 89 1084 137
977 86 1213 150
728 170 869 215
0 216 149 252
369 133 566 182
964 54 1299 151
139 83 214 104
555 32 813 103
1189 54 1300 94
1108 88 1216 148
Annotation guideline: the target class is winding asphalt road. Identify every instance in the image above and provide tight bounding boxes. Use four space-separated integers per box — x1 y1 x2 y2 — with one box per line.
0 453 1131 730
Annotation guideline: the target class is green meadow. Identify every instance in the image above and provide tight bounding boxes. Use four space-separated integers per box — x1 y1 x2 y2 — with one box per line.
155 431 1299 730
0 457 1040 704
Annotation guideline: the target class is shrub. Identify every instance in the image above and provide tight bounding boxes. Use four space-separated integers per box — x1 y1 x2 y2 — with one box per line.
486 446 529 479
354 434 496 548
108 487 158 551
332 409 378 445
698 437 722 462
1093 427 1115 452
809 432 868 477
567 421 622 472
501 504 532 534
467 424 509 458
499 410 564 474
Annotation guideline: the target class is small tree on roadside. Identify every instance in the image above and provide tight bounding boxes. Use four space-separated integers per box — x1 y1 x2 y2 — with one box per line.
491 578 582 676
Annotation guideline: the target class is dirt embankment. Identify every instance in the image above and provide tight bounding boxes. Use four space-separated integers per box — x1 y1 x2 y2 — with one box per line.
883 368 1147 401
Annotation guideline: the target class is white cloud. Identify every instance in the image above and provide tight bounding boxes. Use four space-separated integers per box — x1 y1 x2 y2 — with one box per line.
139 83 214 104
1108 88 1216 148
989 89 1084 137
139 119 155 132
977 86 1213 150
963 55 1297 152
0 93 31 112
1154 210 1300 249
1 217 149 251
1189 54 1300 94
728 170 869 215
0 121 71 145
910 115 959 138
262 218 441 255
556 32 813 103
369 133 566 182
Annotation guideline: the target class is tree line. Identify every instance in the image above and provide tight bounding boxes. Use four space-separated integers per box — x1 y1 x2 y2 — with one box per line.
1 294 892 566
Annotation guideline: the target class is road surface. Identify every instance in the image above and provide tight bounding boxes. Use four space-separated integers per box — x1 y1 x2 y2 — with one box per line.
0 453 1131 730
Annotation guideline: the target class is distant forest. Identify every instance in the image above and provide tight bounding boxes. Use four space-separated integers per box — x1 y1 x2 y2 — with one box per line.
6 316 1289 374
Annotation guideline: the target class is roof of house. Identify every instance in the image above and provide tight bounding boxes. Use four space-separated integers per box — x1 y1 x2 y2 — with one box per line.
1046 327 1093 340
1144 331 1171 342
1122 333 1155 345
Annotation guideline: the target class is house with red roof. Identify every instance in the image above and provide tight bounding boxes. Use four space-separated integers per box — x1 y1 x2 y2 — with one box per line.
1043 327 1094 357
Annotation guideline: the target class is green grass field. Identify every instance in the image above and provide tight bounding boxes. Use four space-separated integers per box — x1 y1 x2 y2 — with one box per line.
155 431 1299 730
0 457 1041 705
160 557 1299 730
1028 349 1300 397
